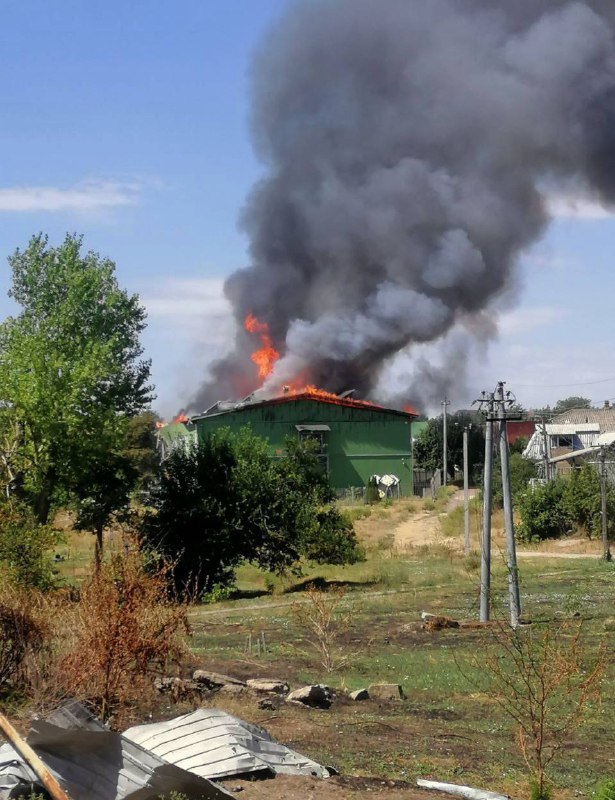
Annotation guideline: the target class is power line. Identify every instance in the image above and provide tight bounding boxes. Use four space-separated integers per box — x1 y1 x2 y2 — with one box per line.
514 376 615 389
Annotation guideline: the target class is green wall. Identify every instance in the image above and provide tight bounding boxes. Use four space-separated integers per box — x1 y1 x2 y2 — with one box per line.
194 398 414 496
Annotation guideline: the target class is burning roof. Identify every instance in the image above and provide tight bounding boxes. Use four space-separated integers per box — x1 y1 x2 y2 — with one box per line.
195 386 418 421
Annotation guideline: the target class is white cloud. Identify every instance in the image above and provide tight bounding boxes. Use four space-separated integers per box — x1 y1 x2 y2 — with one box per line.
140 276 236 416
141 277 234 341
497 306 568 336
0 179 143 213
544 190 614 220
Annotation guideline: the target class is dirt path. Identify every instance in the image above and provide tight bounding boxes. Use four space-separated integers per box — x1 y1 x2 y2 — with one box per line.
392 488 602 559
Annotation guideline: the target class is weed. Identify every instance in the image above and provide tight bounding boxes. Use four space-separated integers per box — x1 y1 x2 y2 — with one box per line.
292 583 354 672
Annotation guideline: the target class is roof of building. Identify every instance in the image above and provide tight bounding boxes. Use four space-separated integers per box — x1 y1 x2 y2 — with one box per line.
551 405 615 433
192 389 418 422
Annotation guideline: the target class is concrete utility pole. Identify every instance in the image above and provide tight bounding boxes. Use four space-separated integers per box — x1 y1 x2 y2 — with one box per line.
495 382 521 627
479 394 494 622
600 447 612 562
463 425 470 556
541 415 551 481
442 396 450 486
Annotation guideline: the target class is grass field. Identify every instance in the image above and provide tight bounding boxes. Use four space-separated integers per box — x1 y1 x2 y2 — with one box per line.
51 498 614 796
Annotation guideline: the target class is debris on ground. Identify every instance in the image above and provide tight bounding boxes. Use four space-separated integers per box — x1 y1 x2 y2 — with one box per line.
286 684 333 708
246 679 289 695
368 684 404 701
349 689 369 701
0 700 332 799
416 778 509 800
124 707 331 780
421 612 460 631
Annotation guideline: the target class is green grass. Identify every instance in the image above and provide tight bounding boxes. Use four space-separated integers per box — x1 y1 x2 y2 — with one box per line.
188 551 615 797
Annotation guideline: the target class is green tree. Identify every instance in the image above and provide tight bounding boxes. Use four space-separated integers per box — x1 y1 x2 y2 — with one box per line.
553 396 591 414
413 411 485 482
492 451 537 509
517 479 570 542
143 428 363 596
563 463 615 539
0 234 153 556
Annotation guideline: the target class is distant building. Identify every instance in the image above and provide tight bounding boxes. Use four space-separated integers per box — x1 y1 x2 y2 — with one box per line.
551 401 615 433
192 390 419 497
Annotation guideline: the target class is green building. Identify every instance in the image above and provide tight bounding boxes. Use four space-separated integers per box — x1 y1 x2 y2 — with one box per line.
192 391 418 497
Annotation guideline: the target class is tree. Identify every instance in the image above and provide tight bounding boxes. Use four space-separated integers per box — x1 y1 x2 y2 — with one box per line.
553 396 591 414
413 411 485 482
143 428 363 596
0 234 153 550
492 451 537 509
564 462 615 539
517 479 570 542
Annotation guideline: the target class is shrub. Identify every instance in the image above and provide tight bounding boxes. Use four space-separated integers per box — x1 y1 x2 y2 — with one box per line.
0 581 46 695
564 463 615 539
517 479 570 542
0 501 59 589
59 541 189 722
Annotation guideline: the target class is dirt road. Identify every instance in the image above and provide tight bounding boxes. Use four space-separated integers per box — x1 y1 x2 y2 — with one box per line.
393 489 602 559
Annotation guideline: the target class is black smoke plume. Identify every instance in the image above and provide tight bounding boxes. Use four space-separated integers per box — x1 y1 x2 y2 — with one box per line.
192 0 615 411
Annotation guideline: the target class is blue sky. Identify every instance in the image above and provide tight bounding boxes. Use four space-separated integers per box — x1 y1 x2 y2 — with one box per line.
1 0 613 416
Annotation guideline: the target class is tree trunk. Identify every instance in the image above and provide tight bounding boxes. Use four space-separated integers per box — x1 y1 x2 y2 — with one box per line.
35 486 52 525
94 522 104 573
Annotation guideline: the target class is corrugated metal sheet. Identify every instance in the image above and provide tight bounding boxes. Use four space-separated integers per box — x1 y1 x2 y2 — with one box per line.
0 702 231 800
124 708 331 781
546 423 599 434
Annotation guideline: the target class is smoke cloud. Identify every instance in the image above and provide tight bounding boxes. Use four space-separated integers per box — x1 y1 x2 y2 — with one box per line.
192 0 615 411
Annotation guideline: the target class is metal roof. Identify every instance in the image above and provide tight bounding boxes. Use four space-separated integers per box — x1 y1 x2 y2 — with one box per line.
295 424 331 431
123 708 331 781
551 406 615 433
0 701 231 800
546 423 599 434
192 391 417 422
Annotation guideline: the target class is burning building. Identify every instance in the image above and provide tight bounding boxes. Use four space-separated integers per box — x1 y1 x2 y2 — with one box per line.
192 388 419 497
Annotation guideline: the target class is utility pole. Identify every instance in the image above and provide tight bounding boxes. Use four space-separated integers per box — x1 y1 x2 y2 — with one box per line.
600 447 612 562
541 415 550 481
478 393 494 622
442 396 450 486
496 382 521 627
463 425 470 556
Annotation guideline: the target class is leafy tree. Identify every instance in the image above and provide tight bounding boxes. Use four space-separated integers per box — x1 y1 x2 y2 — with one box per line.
123 411 161 492
563 463 615 539
517 479 570 542
492 452 537 509
553 396 592 414
0 235 153 551
143 428 363 596
413 411 485 482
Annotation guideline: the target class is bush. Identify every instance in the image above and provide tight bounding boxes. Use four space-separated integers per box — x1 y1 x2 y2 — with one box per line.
564 463 615 539
143 428 363 596
0 501 59 589
59 542 189 721
0 582 46 695
517 479 570 542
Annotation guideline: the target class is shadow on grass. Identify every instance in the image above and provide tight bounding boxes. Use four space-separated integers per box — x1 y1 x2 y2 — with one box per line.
228 588 271 600
281 575 379 594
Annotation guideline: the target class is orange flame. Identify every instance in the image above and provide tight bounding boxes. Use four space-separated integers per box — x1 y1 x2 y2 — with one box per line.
244 313 279 381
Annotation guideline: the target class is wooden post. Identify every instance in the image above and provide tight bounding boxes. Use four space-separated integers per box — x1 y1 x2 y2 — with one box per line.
0 713 71 800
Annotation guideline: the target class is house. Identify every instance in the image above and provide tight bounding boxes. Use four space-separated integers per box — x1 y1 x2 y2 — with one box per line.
191 389 419 497
551 401 615 433
523 422 602 476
